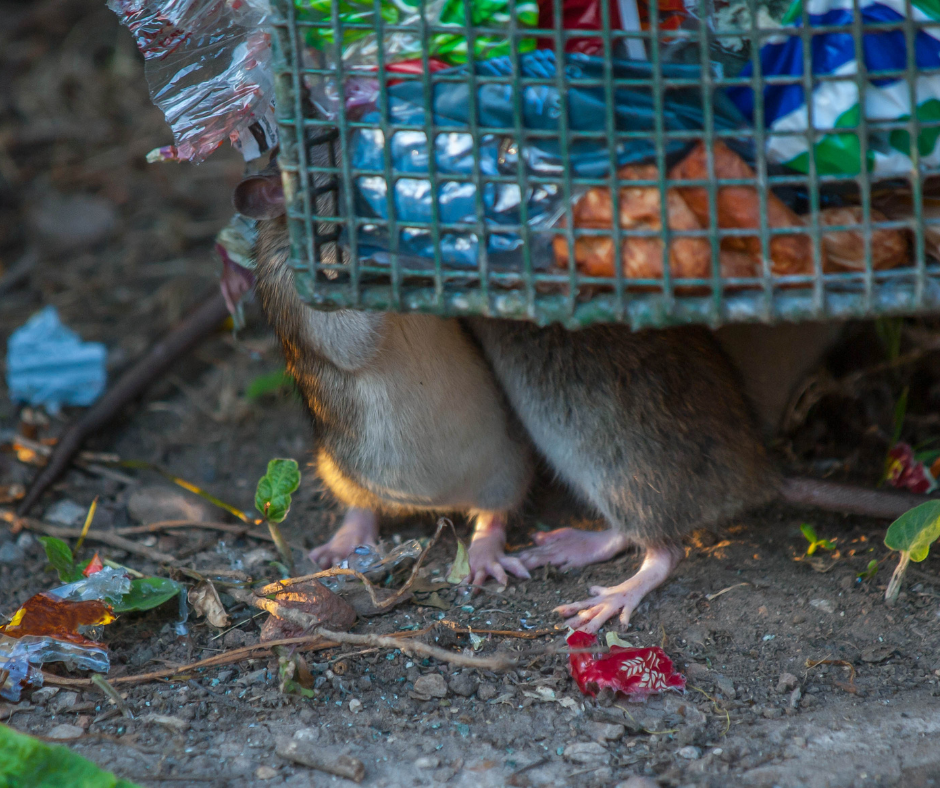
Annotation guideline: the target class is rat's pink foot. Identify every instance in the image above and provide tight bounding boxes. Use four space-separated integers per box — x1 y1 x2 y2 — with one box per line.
308 507 380 569
519 527 632 572
466 512 531 587
554 543 684 633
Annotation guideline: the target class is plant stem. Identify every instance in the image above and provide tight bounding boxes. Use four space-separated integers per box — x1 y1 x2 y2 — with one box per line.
266 519 295 575
884 551 910 605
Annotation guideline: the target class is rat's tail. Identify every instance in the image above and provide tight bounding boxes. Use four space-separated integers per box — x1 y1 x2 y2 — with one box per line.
781 477 931 520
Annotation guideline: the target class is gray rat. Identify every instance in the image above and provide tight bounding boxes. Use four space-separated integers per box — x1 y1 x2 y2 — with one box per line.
469 318 926 632
234 166 535 586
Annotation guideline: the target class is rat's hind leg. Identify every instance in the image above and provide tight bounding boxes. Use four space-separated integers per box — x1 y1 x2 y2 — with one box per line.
554 542 684 633
467 512 531 587
308 507 380 568
518 528 631 572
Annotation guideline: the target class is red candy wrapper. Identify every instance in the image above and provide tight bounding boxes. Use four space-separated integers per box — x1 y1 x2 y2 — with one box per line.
83 553 104 577
885 443 938 495
567 630 685 697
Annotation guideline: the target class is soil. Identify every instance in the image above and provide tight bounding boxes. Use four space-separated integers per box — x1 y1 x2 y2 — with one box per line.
1 1 940 787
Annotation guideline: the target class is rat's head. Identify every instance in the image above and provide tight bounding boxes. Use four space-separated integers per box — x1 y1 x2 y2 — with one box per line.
233 159 285 221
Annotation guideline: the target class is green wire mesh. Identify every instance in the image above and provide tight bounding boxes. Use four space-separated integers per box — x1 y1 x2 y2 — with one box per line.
267 0 940 329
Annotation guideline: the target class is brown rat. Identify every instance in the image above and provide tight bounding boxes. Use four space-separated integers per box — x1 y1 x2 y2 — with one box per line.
234 166 535 586
468 318 929 632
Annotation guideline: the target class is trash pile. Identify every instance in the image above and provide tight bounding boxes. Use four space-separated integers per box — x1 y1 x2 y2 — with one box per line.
107 0 940 282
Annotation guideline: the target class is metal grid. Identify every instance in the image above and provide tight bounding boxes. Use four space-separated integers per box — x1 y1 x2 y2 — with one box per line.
267 0 940 329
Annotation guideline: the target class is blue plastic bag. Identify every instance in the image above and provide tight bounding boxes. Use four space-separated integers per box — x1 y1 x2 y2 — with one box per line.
349 49 751 270
5 306 107 414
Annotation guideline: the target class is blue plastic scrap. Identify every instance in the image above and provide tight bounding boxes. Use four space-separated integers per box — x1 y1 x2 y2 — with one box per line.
350 50 751 270
5 306 107 414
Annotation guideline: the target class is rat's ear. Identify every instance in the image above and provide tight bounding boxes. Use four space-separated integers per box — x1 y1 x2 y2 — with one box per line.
233 174 285 220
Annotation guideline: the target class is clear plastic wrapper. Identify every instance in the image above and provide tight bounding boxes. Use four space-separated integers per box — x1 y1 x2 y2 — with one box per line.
349 49 750 270
0 635 109 702
727 0 940 178
108 0 277 162
48 567 131 605
344 540 423 576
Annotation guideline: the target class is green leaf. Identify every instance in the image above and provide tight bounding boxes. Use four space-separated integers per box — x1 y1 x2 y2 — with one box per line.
884 500 940 562
111 577 183 613
38 536 82 583
0 723 142 787
255 458 301 524
800 523 835 556
446 540 471 584
857 559 879 581
800 523 818 545
245 369 295 401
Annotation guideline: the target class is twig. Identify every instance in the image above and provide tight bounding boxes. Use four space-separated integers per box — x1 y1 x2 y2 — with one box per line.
17 291 231 516
2 510 178 565
439 619 557 639
113 520 275 544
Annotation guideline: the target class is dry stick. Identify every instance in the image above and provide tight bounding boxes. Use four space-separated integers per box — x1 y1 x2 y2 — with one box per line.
258 518 452 611
113 520 275 543
16 291 231 516
229 588 518 671
2 511 178 565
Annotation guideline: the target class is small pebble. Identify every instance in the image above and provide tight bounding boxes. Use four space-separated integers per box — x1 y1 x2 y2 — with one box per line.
584 722 625 742
448 673 479 698
349 698 363 713
614 779 659 788
412 673 448 699
476 683 497 701
45 724 84 741
563 741 610 765
255 766 278 780
776 672 799 694
44 500 87 526
809 598 835 614
677 746 701 760
415 756 440 769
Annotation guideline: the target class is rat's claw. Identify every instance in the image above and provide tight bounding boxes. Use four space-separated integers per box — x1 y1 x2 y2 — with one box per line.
307 507 379 569
553 543 684 633
519 528 631 571
466 512 530 588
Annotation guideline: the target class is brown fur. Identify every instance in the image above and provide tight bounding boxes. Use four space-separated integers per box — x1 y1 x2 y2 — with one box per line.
467 319 778 546
253 217 534 517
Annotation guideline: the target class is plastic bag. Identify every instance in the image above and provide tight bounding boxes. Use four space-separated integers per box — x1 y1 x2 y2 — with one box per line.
108 0 277 162
48 567 132 605
727 0 940 178
5 306 107 415
0 635 110 702
567 630 685 697
349 49 750 270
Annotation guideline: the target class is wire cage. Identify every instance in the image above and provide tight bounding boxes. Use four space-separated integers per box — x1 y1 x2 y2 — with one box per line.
267 0 940 329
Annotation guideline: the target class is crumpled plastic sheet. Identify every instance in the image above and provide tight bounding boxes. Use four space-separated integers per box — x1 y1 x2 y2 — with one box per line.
108 0 276 162
48 567 132 606
727 0 940 178
5 306 107 415
0 635 110 702
349 49 750 270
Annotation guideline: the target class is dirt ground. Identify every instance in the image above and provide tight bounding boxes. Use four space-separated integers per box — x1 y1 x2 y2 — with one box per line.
2 1 940 786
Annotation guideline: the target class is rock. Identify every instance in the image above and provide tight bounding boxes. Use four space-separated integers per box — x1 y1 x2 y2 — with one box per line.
677 745 701 760
51 691 79 713
789 687 802 709
29 192 117 251
348 698 363 713
127 486 213 525
762 706 783 719
415 756 440 769
293 727 320 742
46 724 84 740
563 742 610 765
242 547 275 568
31 687 59 704
222 629 256 649
714 675 736 699
810 598 836 614
614 779 659 788
358 675 373 691
476 683 497 701
255 766 278 780
684 662 711 681
0 541 25 564
776 672 799 693
412 673 448 699
584 722 625 742
45 499 87 526
448 673 479 698
664 697 707 728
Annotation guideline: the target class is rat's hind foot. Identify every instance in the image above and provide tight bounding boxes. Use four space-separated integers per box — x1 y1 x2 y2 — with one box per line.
519 528 632 572
554 543 684 633
466 512 531 587
308 507 380 569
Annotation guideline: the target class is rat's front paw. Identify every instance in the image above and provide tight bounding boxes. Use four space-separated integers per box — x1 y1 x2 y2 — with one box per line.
308 508 379 569
466 530 531 587
554 584 642 633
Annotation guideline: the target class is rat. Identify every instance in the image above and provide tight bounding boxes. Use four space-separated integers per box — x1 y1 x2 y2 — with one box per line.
233 165 535 587
469 317 928 632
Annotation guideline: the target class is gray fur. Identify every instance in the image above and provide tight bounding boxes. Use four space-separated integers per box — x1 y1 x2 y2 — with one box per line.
253 217 534 517
468 318 777 546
